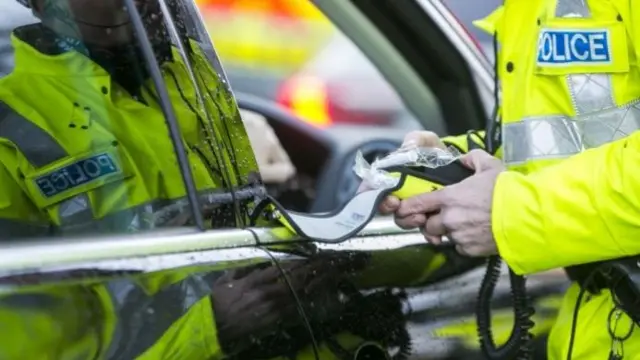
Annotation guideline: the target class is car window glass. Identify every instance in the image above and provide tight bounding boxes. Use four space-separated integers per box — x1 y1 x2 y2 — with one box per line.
0 0 261 242
202 1 444 134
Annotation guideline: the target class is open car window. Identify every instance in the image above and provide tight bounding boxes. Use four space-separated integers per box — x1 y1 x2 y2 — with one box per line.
0 0 261 242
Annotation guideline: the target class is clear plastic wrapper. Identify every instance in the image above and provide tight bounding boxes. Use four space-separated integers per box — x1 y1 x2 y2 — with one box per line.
353 143 462 190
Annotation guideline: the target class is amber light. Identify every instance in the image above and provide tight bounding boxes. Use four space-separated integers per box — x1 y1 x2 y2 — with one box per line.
276 74 333 128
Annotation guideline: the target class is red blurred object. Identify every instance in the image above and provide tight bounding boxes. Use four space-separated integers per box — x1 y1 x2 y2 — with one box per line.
275 33 402 129
197 0 325 20
275 1 492 129
276 74 333 128
276 73 395 128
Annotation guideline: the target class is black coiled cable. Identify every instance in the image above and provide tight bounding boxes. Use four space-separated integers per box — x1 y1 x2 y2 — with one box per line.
476 256 536 360
475 24 535 360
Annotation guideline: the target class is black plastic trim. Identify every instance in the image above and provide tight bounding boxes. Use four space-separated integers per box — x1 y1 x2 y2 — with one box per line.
349 0 487 135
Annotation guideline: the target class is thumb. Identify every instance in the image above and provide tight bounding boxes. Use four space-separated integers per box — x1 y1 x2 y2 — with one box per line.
459 149 503 173
401 131 446 150
396 189 446 217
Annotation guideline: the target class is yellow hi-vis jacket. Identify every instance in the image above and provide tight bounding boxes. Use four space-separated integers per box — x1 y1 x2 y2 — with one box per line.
0 25 261 359
444 0 640 359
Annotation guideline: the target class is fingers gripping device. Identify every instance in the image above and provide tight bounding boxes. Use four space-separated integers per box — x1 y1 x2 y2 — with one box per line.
252 146 471 242
251 144 535 360
358 146 536 360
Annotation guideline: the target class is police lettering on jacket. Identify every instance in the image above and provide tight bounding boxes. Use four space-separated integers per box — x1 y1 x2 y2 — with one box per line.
35 153 120 198
537 28 611 65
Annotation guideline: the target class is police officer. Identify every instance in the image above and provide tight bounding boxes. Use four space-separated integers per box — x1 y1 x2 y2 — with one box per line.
380 1 640 358
240 108 297 184
0 0 370 359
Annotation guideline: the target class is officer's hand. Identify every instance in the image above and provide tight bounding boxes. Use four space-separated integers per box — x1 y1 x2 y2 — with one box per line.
395 149 505 257
358 131 446 215
212 254 367 350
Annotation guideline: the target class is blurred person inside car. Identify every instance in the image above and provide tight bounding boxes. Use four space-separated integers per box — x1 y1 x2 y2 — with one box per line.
240 108 296 184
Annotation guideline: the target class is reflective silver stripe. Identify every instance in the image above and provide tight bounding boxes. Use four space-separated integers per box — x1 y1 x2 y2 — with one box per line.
0 101 67 167
60 198 194 234
503 105 640 165
555 0 591 20
105 273 218 360
503 0 640 165
556 0 615 116
58 194 94 225
57 185 265 234
54 198 176 235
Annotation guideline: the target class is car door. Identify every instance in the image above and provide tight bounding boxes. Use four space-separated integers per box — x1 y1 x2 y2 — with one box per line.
0 1 567 360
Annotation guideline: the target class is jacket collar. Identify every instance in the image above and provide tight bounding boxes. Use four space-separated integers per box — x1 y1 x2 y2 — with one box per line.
11 24 174 97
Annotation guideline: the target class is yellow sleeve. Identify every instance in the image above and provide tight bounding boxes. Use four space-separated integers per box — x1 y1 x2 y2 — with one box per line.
442 131 486 153
493 132 640 274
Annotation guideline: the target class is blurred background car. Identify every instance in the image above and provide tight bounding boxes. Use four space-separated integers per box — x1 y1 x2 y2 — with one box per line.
197 0 499 131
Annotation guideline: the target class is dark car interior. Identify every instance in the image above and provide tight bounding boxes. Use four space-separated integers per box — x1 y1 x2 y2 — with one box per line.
236 92 405 213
